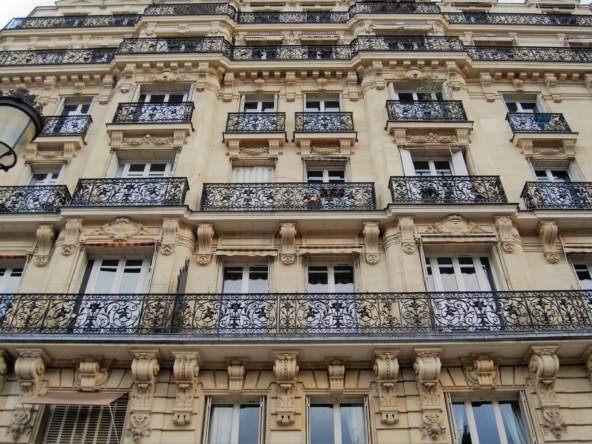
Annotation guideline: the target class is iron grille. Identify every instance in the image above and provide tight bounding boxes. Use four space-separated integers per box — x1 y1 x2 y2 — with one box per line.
444 12 592 26
521 182 592 210
39 116 93 138
143 3 237 19
295 112 355 132
0 48 116 66
225 113 286 132
4 15 140 29
0 186 71 213
112 102 194 124
386 100 468 121
467 45 592 62
506 113 573 133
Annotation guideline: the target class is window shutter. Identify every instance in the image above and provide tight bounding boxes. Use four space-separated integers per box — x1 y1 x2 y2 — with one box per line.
240 94 246 112
444 392 458 444
387 82 398 100
188 83 196 102
519 391 539 444
171 150 180 177
258 396 268 444
418 242 431 292
304 256 310 293
354 255 361 293
131 84 142 103
215 258 224 293
527 160 538 180
68 247 88 293
303 93 307 111
400 149 416 176
363 395 373 444
441 82 451 101
451 150 469 176
104 152 120 178
267 257 273 294
339 92 344 111
55 97 66 116
305 396 311 444
568 161 582 181
274 93 278 112
535 94 548 113
202 397 213 444
87 97 97 115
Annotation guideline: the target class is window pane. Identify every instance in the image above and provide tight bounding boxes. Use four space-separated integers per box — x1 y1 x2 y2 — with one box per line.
398 93 415 102
413 161 431 176
118 259 144 293
480 257 497 292
334 266 354 293
310 405 335 444
535 170 550 182
506 102 518 112
248 266 269 294
148 163 168 177
574 264 592 289
306 101 321 111
307 171 324 183
328 170 345 183
452 403 472 444
94 259 119 293
498 401 529 444
436 258 459 291
4 268 23 294
244 102 259 112
261 101 275 112
308 266 329 293
550 170 571 182
434 161 452 176
80 104 90 114
521 102 537 112
472 401 502 444
127 164 146 177
168 94 185 103
238 405 260 444
62 105 79 116
324 101 340 111
458 257 480 292
223 267 244 294
340 404 366 444
149 94 166 103
209 406 233 444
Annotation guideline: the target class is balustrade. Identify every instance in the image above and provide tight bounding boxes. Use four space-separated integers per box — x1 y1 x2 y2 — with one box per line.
39 116 92 138
225 113 285 132
4 15 140 29
144 3 236 19
0 48 115 66
112 102 194 124
506 113 573 133
467 45 592 62
295 112 354 132
386 100 468 122
521 182 592 210
445 12 592 26
0 186 70 213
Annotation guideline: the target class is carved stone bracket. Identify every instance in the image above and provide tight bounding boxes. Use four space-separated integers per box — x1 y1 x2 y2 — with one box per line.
494 216 522 253
274 353 299 426
116 64 136 94
75 358 110 392
223 73 234 102
582 345 592 385
347 71 359 101
129 350 161 443
15 349 47 402
38 76 56 106
545 73 562 103
286 71 296 102
61 219 83 256
327 359 345 394
393 130 460 147
536 221 560 263
446 62 466 91
279 223 297 265
161 219 180 256
98 75 114 104
527 346 566 439
480 72 495 102
374 351 400 425
0 350 11 394
298 141 354 158
228 359 246 393
34 224 55 266
196 224 215 265
461 354 500 389
227 140 283 159
413 348 446 441
398 217 416 254
362 222 380 264
172 352 200 426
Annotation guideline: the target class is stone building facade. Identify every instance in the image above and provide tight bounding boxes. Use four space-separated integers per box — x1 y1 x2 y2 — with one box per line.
0 0 591 442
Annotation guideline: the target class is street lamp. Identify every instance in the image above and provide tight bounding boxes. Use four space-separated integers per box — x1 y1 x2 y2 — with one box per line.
0 88 44 172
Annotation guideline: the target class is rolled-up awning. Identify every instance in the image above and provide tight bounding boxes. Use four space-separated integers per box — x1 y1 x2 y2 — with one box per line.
26 392 124 406
215 249 277 257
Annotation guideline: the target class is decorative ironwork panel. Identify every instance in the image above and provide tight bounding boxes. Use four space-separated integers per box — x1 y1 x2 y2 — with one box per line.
467 45 592 62
521 182 592 210
238 11 349 23
386 100 468 121
200 183 376 211
112 102 194 124
70 178 189 207
0 186 71 213
4 15 140 30
350 2 441 15
295 112 355 132
357 36 465 52
506 113 573 133
231 44 354 60
225 113 286 132
143 3 237 19
39 116 92 138
0 48 115 66
389 176 508 205
118 37 233 59
444 12 592 26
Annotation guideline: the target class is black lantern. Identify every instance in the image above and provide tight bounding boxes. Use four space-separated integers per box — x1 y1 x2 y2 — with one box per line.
0 89 44 172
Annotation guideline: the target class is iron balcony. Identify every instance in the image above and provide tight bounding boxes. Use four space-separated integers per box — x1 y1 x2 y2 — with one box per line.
4 14 140 30
200 182 376 211
38 116 93 139
0 48 116 66
238 11 349 23
0 186 70 213
506 113 573 133
295 112 355 132
386 100 468 122
389 176 508 205
225 113 286 133
69 178 189 207
467 45 592 62
112 102 194 124
521 182 592 210
143 3 237 19
444 12 592 27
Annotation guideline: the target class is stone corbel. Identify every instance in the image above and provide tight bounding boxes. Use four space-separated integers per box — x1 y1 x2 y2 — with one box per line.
327 359 345 394
279 223 297 265
0 350 11 394
394 129 407 146
298 139 311 157
63 142 78 162
75 358 110 392
228 140 240 159
455 129 470 147
268 140 281 159
494 216 521 253
98 75 114 104
413 348 446 441
362 222 380 264
286 71 296 102
38 76 55 106
347 71 359 101
480 72 495 102
24 143 37 163
173 131 186 149
461 354 500 389
195 62 209 92
34 224 55 267
373 61 385 90
172 352 199 426
223 73 234 102
317 77 328 91
74 81 86 96
15 349 47 402
116 64 136 94
520 139 534 157
228 359 246 393
129 350 161 443
536 221 560 263
274 353 299 426
512 78 525 92
527 346 566 439
339 139 352 157
585 74 592 94
161 218 180 256
110 130 124 149
446 62 465 91
373 351 400 425
562 139 576 157
398 217 416 254
255 78 265 92
196 224 215 265
61 219 83 256
582 345 592 385
545 73 561 103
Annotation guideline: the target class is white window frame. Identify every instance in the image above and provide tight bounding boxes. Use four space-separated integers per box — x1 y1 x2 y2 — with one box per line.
0 265 24 293
202 397 267 444
533 167 574 182
116 161 173 178
138 91 189 103
306 397 371 444
231 166 276 183
241 95 278 113
222 264 270 294
60 101 92 116
425 254 499 292
29 166 64 185
401 150 469 177
305 166 347 183
304 94 341 112
412 158 454 176
82 257 151 294
307 263 355 293
504 95 547 114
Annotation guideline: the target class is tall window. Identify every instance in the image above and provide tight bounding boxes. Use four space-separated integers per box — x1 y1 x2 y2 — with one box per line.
29 167 63 185
425 255 497 292
0 265 23 293
305 95 341 112
222 265 269 294
400 150 469 177
232 166 275 183
308 264 355 293
307 167 346 184
61 102 91 116
80 258 151 294
503 95 545 114
413 159 453 177
115 161 173 178
573 263 592 289
307 398 369 444
203 398 266 444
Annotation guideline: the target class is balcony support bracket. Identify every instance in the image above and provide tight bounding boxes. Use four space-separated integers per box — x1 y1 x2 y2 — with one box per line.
374 351 400 425
273 353 299 426
413 348 447 441
172 352 200 426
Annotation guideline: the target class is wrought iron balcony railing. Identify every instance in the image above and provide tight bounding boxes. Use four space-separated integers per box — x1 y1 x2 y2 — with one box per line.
295 112 355 132
444 12 592 27
225 113 286 133
357 35 464 52
232 44 355 60
0 290 590 336
0 186 71 213
112 102 194 124
506 113 573 133
4 15 140 30
39 116 92 138
386 100 468 122
467 45 592 62
350 1 441 15
389 176 508 205
237 11 349 23
200 183 376 211
521 182 592 210
0 48 116 66
143 3 237 19
70 178 189 207
117 37 233 58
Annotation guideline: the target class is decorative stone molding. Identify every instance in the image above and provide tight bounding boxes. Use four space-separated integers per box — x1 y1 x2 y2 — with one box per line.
279 223 297 265
61 219 83 255
9 410 32 442
494 216 522 253
423 215 487 237
286 71 296 102
413 348 446 441
274 353 299 426
228 359 246 393
455 129 470 147
536 221 560 263
129 350 161 443
402 132 459 145
98 75 114 104
317 77 328 91
255 78 265 92
74 81 86 95
347 71 359 101
461 354 500 389
86 218 149 242
373 351 400 425
391 68 437 82
34 224 54 266
38 76 56 106
446 62 466 91
398 217 416 254
544 73 561 103
327 359 345 394
298 143 354 157
372 61 385 90
145 69 186 84
512 78 525 92
362 222 380 264
527 346 566 439
195 62 210 92
116 133 187 149
116 64 136 94
161 219 180 256
196 224 215 265
227 141 283 159
172 352 200 426
223 72 234 102
15 349 47 402
0 350 10 394
75 358 110 392
480 72 495 102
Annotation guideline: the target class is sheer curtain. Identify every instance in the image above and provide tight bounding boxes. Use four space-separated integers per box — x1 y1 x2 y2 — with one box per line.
451 403 470 444
209 405 233 444
341 405 366 444
499 402 528 444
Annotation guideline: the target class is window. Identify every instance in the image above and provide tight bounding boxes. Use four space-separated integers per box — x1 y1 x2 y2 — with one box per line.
138 92 187 103
391 90 442 101
425 255 497 292
307 398 370 444
0 265 23 293
203 397 266 444
413 159 453 177
222 265 269 294
308 264 355 293
307 167 346 183
305 95 341 112
400 150 469 177
503 95 546 114
242 95 276 113
232 166 275 183
44 398 128 444
573 263 592 289
80 257 151 294
61 102 91 116
451 398 529 444
534 168 572 183
115 161 173 178
29 167 63 185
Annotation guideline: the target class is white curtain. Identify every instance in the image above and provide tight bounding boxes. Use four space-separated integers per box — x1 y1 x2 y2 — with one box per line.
342 405 366 444
451 403 469 444
499 402 529 444
209 406 233 444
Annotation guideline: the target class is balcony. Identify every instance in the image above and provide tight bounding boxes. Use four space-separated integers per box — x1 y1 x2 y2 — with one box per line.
389 176 508 205
350 2 441 15
294 112 356 148
225 113 285 133
200 182 376 211
4 15 140 30
237 11 349 23
0 186 71 213
0 48 116 66
223 113 286 157
466 45 592 62
506 113 578 150
112 102 194 125
521 182 592 210
39 116 92 138
143 3 237 19
69 178 189 207
0 290 590 337
117 37 233 58
444 12 592 27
